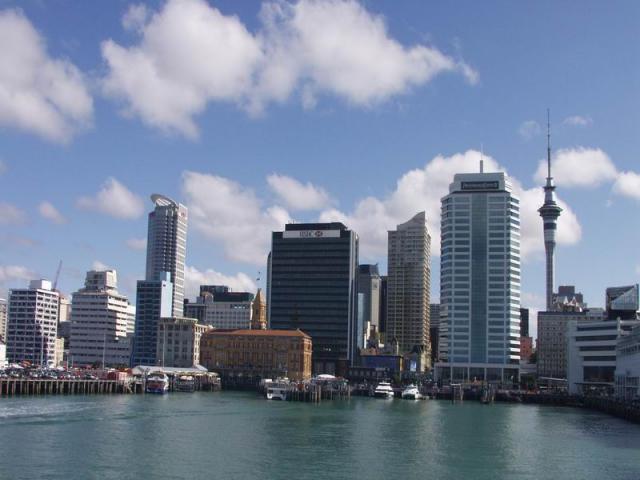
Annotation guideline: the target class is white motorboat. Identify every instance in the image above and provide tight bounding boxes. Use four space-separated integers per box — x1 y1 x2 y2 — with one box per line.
146 372 169 394
401 384 422 400
266 385 287 400
373 382 395 398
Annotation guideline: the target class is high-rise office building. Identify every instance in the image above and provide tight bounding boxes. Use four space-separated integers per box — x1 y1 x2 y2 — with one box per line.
430 303 440 363
519 308 529 337
69 270 135 367
6 280 59 366
379 275 388 339
436 169 521 384
357 264 381 346
538 115 562 311
269 222 358 375
387 212 431 371
131 272 174 366
145 194 188 317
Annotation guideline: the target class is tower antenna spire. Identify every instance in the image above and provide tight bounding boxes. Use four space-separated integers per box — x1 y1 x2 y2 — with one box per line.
480 143 484 173
547 108 552 180
539 108 562 311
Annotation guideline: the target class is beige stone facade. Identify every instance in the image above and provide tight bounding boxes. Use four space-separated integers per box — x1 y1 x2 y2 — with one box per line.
200 329 312 381
157 317 211 368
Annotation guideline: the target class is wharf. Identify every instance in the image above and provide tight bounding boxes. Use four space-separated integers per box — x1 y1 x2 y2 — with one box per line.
1 378 132 396
1 374 221 397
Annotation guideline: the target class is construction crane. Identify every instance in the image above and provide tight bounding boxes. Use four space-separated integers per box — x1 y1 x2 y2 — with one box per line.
52 260 63 291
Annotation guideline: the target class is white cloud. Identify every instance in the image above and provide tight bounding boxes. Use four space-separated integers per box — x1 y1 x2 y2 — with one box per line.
267 173 332 210
92 260 110 271
0 202 26 225
38 201 66 224
76 177 145 220
182 171 292 265
101 0 477 137
184 265 256 299
102 0 263 138
182 150 583 269
122 4 149 32
0 8 93 143
518 120 541 141
613 171 640 201
0 264 36 285
534 147 617 188
126 237 147 250
563 115 592 127
319 149 581 261
251 0 477 112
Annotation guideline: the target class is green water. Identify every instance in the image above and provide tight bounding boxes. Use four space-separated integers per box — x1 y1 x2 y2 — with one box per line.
0 392 638 480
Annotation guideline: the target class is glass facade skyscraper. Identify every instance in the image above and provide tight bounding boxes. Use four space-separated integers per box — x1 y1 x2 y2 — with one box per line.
436 172 521 384
131 272 174 366
145 194 188 317
269 222 358 375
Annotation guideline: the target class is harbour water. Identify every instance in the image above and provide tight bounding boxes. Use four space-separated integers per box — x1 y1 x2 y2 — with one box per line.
1 392 639 480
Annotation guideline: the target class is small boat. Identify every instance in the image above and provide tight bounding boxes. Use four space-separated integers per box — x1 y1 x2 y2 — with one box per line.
374 382 395 399
146 372 169 394
401 384 422 400
266 385 287 400
176 375 195 392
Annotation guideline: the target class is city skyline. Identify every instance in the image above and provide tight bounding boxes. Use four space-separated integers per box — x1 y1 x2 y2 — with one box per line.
1 1 639 343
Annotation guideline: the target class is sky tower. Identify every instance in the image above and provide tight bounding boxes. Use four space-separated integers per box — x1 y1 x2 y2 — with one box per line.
538 111 562 311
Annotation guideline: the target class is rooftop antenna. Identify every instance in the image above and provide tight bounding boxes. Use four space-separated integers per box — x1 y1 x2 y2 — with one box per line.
480 144 484 173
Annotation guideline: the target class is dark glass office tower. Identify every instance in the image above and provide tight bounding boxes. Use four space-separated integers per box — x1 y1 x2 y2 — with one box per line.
269 222 358 375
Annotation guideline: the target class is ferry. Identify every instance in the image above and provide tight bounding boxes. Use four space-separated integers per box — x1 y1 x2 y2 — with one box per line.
176 375 195 393
146 372 169 394
401 384 422 400
373 381 395 399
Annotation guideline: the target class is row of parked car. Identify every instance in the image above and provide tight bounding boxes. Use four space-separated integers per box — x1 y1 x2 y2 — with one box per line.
0 366 98 380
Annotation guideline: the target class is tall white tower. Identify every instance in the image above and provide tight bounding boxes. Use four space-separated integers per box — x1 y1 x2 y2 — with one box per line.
437 170 521 384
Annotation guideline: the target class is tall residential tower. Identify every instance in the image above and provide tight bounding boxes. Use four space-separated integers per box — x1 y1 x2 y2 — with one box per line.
146 194 188 317
538 114 562 311
387 212 431 371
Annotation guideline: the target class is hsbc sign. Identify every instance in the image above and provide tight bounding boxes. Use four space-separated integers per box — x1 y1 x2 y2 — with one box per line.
283 230 340 239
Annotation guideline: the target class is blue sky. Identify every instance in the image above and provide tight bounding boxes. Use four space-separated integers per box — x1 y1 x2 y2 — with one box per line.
0 0 639 338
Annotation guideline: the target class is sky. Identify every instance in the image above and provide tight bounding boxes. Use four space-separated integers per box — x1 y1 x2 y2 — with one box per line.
0 0 639 339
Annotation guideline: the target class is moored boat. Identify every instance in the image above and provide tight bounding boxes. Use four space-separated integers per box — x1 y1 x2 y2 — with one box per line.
373 381 395 399
401 384 422 400
266 385 287 400
146 372 169 394
176 375 195 392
